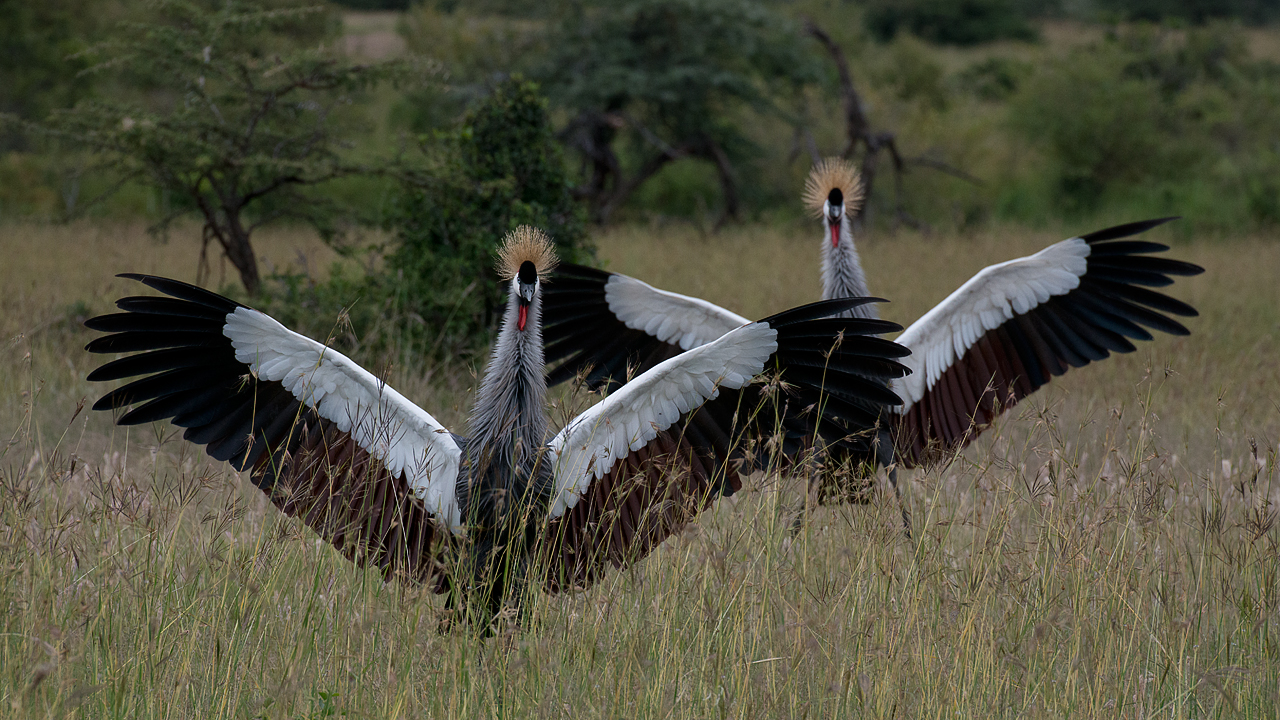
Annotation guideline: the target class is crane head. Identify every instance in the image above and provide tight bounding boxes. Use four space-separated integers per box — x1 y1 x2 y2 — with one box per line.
803 157 864 250
497 226 558 331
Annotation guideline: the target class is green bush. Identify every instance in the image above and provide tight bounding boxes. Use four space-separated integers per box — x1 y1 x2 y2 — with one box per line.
537 0 820 222
290 78 592 362
957 57 1034 101
1011 47 1176 211
629 159 723 221
1004 23 1280 228
0 0 97 150
876 35 951 110
393 6 548 134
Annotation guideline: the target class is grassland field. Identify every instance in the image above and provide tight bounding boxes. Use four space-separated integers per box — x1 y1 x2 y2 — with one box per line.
1 218 1277 718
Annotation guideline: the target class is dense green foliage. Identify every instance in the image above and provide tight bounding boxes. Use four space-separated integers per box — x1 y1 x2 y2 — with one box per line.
0 1 94 149
274 78 591 360
1092 0 1280 25
1006 24 1280 227
9 0 401 294
394 5 546 132
7 0 1280 242
390 77 591 355
865 0 1280 33
538 0 820 222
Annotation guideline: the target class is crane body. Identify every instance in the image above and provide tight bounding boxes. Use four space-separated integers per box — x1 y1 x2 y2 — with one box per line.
542 165 1204 516
87 227 909 629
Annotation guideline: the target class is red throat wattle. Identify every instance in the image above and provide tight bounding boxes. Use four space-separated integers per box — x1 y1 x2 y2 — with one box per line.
517 304 528 331
830 223 840 248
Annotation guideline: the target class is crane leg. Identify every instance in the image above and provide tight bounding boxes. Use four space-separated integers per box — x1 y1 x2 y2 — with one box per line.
876 428 911 540
887 464 911 540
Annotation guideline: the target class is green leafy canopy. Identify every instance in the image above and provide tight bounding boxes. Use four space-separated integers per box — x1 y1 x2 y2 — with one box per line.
7 0 422 294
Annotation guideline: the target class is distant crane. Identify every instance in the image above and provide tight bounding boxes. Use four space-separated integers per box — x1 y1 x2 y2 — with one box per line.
86 226 909 629
541 161 1204 517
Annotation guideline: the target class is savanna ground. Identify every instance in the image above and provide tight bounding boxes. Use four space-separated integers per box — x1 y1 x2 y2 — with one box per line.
1 218 1277 718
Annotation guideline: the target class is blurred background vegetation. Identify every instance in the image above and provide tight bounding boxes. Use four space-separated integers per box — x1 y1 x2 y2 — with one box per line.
4 4 1278 716
3 0 1279 356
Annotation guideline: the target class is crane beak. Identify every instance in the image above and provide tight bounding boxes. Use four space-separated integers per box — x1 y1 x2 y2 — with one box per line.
826 204 843 248
516 280 536 331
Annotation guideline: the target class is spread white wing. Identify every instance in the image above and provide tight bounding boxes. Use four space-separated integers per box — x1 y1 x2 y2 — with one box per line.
889 219 1201 466
223 307 462 526
546 321 777 518
87 274 465 587
537 298 908 592
543 263 750 388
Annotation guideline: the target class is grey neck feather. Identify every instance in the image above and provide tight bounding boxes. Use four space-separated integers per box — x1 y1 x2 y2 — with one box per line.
467 278 550 481
456 277 551 607
821 214 879 320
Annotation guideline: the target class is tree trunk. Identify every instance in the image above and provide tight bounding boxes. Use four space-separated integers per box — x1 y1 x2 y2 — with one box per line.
703 138 740 229
560 111 623 220
217 212 261 295
194 192 262 294
596 149 686 224
223 232 261 295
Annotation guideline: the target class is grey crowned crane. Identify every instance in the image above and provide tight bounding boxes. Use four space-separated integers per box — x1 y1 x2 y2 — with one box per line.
541 162 1204 513
85 226 910 629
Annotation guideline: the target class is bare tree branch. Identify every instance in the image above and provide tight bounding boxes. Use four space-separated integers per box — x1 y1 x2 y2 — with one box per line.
905 156 985 185
804 18 975 232
803 20 871 160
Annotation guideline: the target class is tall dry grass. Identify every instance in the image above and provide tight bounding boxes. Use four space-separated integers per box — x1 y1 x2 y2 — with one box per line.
1 218 1277 718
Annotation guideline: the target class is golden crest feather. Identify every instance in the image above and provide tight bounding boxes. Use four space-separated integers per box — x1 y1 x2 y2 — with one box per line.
496 226 559 280
802 157 864 218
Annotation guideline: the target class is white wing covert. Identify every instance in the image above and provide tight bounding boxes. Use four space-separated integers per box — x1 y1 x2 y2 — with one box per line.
545 322 777 518
893 237 1089 409
224 307 463 526
603 274 750 350
543 263 750 389
86 274 465 587
889 219 1202 466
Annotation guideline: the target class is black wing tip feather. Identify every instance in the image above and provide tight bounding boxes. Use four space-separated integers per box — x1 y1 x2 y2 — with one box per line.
83 314 120 333
548 263 613 283
84 274 246 349
763 298 901 332
1080 217 1180 243
113 273 246 311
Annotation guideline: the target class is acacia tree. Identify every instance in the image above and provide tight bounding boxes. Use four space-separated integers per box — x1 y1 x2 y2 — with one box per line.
541 0 818 224
17 0 407 294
